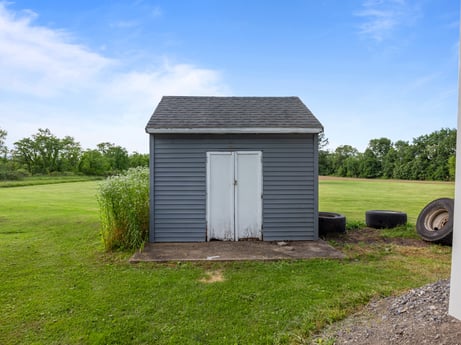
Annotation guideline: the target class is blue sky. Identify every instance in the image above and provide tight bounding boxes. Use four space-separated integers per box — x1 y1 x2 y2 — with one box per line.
1 0 459 153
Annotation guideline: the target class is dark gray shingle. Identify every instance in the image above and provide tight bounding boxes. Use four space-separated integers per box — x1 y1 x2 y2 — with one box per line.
145 96 323 133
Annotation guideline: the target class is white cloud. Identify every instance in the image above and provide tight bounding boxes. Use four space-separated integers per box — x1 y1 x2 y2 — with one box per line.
0 3 229 152
355 0 421 42
0 3 113 97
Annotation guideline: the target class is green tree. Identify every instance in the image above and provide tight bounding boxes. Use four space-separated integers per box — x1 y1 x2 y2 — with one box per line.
129 152 149 168
360 138 393 178
13 128 82 174
58 136 82 172
0 127 7 161
391 140 414 179
97 142 129 173
79 150 110 176
318 133 333 175
332 145 360 177
448 155 456 181
410 128 456 180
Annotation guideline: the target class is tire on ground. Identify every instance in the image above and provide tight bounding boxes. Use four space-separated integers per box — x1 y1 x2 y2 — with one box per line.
416 198 454 245
365 210 407 229
319 212 346 236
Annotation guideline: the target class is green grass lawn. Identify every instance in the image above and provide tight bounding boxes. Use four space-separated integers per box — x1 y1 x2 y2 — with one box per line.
319 177 455 224
0 178 453 344
0 175 103 188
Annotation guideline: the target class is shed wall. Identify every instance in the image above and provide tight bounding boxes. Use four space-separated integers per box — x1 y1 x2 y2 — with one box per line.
150 134 319 242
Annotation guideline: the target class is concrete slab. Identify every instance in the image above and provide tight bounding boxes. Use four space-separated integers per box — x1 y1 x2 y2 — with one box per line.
130 240 345 263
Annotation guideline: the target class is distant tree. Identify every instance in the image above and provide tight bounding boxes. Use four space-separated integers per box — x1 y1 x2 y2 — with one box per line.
332 145 360 177
97 142 129 173
318 128 456 181
13 128 82 174
391 140 414 180
318 133 333 175
318 132 329 150
360 149 380 178
129 152 149 168
0 127 8 161
382 147 397 178
410 128 456 180
360 138 392 178
79 150 110 176
448 155 456 181
58 136 82 172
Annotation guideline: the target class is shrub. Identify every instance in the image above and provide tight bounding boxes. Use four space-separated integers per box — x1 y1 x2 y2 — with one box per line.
0 166 30 180
97 167 149 250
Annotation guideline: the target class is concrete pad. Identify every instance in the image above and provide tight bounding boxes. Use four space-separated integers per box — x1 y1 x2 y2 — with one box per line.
130 240 345 263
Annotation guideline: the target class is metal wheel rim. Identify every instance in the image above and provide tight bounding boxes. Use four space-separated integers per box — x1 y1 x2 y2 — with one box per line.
424 208 449 232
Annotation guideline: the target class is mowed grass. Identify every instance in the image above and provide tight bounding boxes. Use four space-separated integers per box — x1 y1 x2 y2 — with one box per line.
0 179 453 344
319 176 455 224
0 175 103 188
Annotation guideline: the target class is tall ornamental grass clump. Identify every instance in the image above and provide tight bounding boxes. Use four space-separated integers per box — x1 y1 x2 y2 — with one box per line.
97 167 149 250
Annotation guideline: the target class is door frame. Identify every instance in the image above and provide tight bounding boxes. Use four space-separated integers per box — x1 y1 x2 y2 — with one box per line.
206 151 263 241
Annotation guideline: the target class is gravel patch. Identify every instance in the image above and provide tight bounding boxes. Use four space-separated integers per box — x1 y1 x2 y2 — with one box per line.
312 279 461 345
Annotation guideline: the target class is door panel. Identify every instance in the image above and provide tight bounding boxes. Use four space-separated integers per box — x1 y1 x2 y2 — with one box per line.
207 151 262 241
235 152 262 240
207 152 235 240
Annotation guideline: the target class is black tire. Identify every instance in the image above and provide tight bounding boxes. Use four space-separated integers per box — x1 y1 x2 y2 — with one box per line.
319 212 346 236
416 198 453 245
365 210 407 229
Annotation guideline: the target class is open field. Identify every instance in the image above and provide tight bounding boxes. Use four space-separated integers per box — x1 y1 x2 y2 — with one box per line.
0 178 453 344
319 176 454 224
0 175 103 188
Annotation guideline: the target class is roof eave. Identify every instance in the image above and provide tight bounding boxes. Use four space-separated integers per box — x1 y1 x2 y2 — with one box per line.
145 127 323 134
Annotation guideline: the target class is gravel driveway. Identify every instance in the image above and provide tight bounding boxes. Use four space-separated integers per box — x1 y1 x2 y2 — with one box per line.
311 279 461 345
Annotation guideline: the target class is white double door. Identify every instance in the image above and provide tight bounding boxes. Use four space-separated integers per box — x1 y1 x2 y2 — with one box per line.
206 151 262 241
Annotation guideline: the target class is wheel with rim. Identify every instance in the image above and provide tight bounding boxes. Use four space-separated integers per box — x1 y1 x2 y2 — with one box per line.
365 210 407 229
416 198 453 245
319 212 346 236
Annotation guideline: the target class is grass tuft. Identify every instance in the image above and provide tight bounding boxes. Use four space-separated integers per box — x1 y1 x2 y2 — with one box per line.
380 223 419 239
97 167 149 250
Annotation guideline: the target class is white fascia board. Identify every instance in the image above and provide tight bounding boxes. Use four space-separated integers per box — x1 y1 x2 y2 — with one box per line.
146 127 323 134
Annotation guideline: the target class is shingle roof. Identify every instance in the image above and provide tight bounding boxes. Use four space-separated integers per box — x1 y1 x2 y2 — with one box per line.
145 96 323 134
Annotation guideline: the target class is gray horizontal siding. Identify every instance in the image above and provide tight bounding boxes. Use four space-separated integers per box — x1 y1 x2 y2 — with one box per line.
150 133 318 242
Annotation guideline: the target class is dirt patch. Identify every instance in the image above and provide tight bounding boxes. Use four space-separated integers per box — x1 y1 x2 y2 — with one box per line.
199 270 225 283
326 227 429 247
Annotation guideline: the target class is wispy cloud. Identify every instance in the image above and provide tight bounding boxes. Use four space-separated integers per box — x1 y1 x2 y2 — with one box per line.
0 3 229 151
151 5 162 18
0 3 113 97
355 0 421 42
110 20 139 29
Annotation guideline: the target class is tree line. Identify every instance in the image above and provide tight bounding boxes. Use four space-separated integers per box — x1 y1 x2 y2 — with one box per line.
0 126 456 181
319 128 456 181
0 128 149 180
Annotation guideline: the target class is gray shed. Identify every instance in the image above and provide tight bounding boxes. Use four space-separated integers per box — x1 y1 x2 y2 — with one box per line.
145 96 323 242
